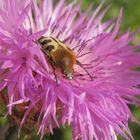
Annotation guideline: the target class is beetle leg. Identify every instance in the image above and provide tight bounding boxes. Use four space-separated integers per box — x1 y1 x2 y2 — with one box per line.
48 56 59 86
76 60 93 81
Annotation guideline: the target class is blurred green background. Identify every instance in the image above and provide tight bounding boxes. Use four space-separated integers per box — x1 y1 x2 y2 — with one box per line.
0 0 140 140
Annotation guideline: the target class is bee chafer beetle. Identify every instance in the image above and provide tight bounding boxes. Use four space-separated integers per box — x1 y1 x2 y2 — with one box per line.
37 36 93 84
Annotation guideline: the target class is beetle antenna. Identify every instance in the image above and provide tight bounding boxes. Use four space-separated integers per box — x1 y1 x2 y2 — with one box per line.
32 40 38 44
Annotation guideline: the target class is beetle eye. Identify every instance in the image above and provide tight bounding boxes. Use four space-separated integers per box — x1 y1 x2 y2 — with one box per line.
45 45 54 52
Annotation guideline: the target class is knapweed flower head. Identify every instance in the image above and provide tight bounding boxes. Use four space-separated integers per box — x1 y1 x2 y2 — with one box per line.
0 0 140 140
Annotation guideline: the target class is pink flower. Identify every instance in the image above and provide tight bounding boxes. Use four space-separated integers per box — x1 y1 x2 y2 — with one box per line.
0 0 140 140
